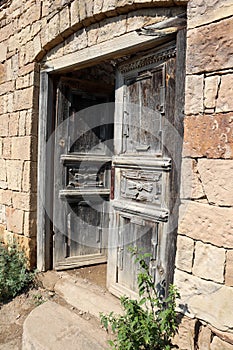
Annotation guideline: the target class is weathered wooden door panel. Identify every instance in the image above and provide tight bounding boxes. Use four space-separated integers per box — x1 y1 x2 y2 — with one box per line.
123 66 164 155
108 42 182 298
53 79 113 269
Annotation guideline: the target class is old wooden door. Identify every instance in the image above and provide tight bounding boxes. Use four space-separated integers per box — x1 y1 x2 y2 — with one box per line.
107 40 184 298
53 77 114 269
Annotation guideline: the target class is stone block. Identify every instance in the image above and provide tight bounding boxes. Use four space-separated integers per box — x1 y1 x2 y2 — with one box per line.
0 63 6 84
180 158 204 200
225 250 233 287
11 136 37 161
210 336 233 350
24 211 37 238
183 113 233 159
87 23 99 46
173 316 196 350
26 109 38 137
185 75 204 115
198 325 212 350
19 25 31 46
8 33 19 54
33 35 42 60
72 28 88 51
174 269 233 332
15 234 36 268
175 234 194 273
7 92 14 113
186 17 233 74
85 0 94 18
6 207 24 234
97 15 127 43
3 137 12 159
0 204 6 224
19 110 26 136
22 161 37 192
0 81 14 96
0 114 9 136
47 13 61 44
187 0 233 30
197 159 233 206
6 159 23 191
70 0 80 27
24 41 35 65
0 189 13 206
18 62 36 77
0 42 7 63
178 201 233 248
12 192 37 211
14 87 34 111
216 74 233 113
0 159 7 181
9 112 19 136
192 241 225 283
59 6 71 34
79 0 87 22
204 76 220 109
0 24 12 42
93 0 104 16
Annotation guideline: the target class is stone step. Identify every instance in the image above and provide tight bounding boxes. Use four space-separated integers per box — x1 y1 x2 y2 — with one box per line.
54 271 122 318
22 271 122 349
22 301 109 350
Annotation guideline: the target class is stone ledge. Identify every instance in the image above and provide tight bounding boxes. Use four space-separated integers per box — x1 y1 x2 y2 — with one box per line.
174 269 233 332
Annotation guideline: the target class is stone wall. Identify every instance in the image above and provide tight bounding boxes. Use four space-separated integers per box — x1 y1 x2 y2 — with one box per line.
0 0 185 264
174 0 233 349
0 0 232 348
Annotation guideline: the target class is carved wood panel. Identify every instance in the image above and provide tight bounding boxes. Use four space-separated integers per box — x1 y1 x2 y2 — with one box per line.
120 169 162 205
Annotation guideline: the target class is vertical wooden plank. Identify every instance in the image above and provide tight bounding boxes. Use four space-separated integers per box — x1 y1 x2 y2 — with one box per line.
37 71 54 271
166 28 186 288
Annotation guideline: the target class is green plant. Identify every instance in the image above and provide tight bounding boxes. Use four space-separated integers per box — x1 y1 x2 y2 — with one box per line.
32 292 46 306
0 242 34 302
100 248 180 350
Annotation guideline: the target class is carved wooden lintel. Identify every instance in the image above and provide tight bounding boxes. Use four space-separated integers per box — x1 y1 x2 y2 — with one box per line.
119 46 176 74
113 199 169 222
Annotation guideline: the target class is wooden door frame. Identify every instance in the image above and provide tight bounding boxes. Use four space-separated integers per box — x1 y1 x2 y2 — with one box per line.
37 23 186 271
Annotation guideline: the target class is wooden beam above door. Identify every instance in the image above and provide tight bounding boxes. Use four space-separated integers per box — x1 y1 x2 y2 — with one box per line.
41 30 175 74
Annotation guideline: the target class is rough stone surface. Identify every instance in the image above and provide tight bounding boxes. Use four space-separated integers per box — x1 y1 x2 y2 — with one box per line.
183 113 233 159
225 250 233 287
22 301 108 350
175 234 194 273
174 269 233 332
197 159 233 206
210 336 233 350
5 207 24 234
185 74 204 115
6 160 23 191
204 75 220 109
180 158 204 200
198 325 212 350
187 0 233 29
216 74 233 113
186 17 233 74
54 272 122 318
24 211 37 238
178 201 233 248
192 241 225 283
173 316 196 350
